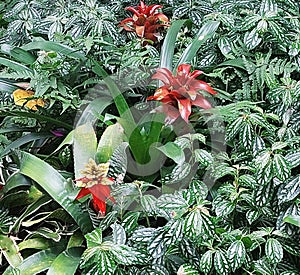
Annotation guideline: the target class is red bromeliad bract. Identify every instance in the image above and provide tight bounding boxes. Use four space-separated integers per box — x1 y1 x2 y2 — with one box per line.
75 159 115 216
120 1 169 43
147 64 217 123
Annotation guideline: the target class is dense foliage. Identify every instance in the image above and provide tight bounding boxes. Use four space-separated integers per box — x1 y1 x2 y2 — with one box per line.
0 0 299 274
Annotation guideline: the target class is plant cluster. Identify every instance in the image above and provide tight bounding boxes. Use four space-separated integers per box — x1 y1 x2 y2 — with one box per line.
0 0 300 274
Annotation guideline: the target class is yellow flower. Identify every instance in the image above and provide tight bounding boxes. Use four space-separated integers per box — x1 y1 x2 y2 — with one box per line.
13 89 45 111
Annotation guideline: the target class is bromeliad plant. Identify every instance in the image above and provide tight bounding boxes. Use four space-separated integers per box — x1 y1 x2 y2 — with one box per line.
1 0 300 274
147 64 217 123
120 1 169 44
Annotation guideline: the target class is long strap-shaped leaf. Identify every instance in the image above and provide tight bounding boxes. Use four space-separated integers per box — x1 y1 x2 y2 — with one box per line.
175 20 220 71
0 57 33 73
3 246 65 275
46 247 83 275
19 151 93 233
160 20 187 71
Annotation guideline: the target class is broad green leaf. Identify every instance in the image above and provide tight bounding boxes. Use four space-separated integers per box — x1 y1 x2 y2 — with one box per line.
246 209 260 225
214 250 230 275
227 240 246 271
0 234 22 267
214 196 235 217
130 228 155 243
285 151 300 168
283 215 300 227
265 238 283 264
176 21 220 69
73 123 97 178
98 211 118 231
47 247 83 275
96 123 124 163
157 142 185 165
199 250 213 274
2 172 31 193
121 212 140 234
20 152 93 233
3 246 64 275
18 238 51 251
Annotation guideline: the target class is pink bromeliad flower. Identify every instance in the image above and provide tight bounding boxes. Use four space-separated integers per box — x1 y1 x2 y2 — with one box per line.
120 1 169 43
147 64 217 123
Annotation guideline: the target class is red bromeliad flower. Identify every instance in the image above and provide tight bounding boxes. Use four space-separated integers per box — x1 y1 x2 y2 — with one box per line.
120 1 169 43
75 159 115 216
147 64 217 123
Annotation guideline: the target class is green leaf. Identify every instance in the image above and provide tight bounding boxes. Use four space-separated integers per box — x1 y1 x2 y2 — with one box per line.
0 57 32 73
111 223 126 245
176 21 220 68
244 29 262 50
0 234 22 268
46 247 83 275
265 238 283 264
73 123 97 179
157 142 185 165
157 193 189 211
18 238 51 251
1 44 36 65
94 251 117 274
189 179 208 200
214 250 230 275
194 149 213 166
148 229 169 258
283 215 300 227
20 152 93 233
160 20 187 71
21 41 86 61
273 154 290 181
199 250 213 274
184 210 203 238
96 123 124 163
177 263 199 274
278 175 300 204
0 132 53 159
214 196 235 217
285 151 300 168
85 228 102 247
227 240 246 271
3 247 64 275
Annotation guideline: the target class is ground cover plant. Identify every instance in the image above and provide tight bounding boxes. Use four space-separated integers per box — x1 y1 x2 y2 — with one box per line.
0 0 300 274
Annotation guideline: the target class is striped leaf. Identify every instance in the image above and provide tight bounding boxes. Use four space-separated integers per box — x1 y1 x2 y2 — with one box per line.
199 250 213 274
265 238 283 264
227 240 246 271
273 154 290 181
214 250 230 275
